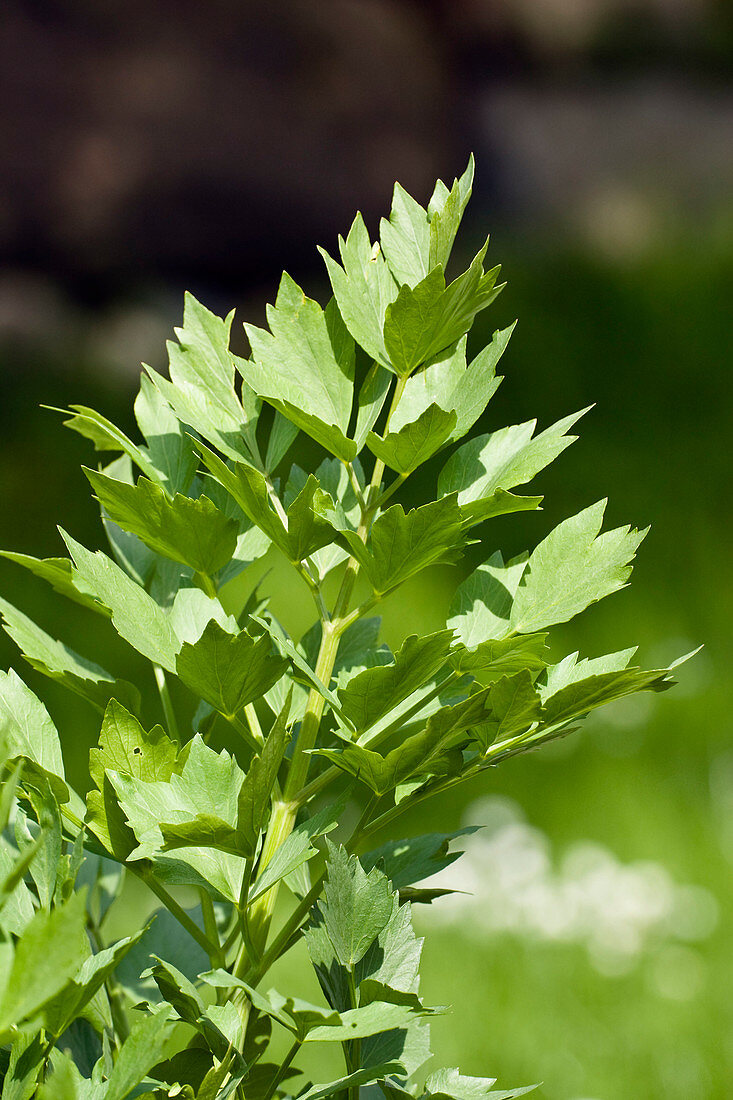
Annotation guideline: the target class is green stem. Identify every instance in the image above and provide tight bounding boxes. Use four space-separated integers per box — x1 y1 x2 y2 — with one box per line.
228 711 263 753
141 871 223 964
262 1038 301 1100
195 571 218 599
88 923 130 1046
345 968 361 1100
232 376 409 985
199 887 221 957
153 665 180 742
244 703 265 745
245 795 378 986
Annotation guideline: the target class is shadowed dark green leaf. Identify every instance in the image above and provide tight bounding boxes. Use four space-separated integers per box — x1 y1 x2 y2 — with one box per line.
176 619 288 718
339 631 455 733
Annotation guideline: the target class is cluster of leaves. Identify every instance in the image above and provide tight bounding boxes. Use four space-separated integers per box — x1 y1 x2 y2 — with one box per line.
0 159 689 1099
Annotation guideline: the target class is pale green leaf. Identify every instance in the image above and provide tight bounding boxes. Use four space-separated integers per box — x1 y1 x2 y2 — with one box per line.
249 801 343 904
241 276 356 461
89 699 177 788
361 828 478 889
379 183 431 288
196 443 337 564
427 155 475 271
450 633 548 685
367 404 457 475
134 372 198 495
0 552 105 615
0 668 64 779
320 214 399 369
474 670 542 750
336 496 466 596
510 501 647 633
146 292 258 463
57 405 158 482
307 843 394 969
353 361 392 451
391 328 510 445
438 408 588 506
61 532 180 673
0 893 88 1037
448 551 528 646
383 245 503 376
541 662 677 728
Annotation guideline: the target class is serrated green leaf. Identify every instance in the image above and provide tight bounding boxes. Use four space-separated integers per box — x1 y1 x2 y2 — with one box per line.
102 1005 173 1100
0 552 105 615
438 408 587 507
541 648 637 698
450 633 548 685
427 155 475 271
110 736 247 899
0 668 64 779
146 293 258 463
43 928 148 1038
167 587 235 648
540 661 677 728
390 328 510 446
379 158 474 289
89 699 177 787
85 469 239 575
383 246 503 377
57 405 159 482
335 496 466 596
61 532 180 672
196 443 337 564
510 501 647 633
379 182 431 288
300 1061 407 1100
354 361 392 451
361 828 478 889
134 372 198 495
473 670 542 750
305 1001 430 1043
368 404 457 475
447 551 529 646
241 276 356 461
286 458 363 579
307 843 394 970
176 619 288 718
0 892 88 1038
320 215 399 369
339 631 455 733
0 597 140 714
316 690 488 794
249 801 344 904
424 1067 537 1100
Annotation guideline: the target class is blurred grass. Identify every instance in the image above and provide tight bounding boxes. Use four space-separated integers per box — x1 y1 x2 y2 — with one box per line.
1 234 731 1097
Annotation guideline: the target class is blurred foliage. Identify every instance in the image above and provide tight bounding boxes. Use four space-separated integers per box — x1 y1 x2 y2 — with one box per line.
0 232 731 1098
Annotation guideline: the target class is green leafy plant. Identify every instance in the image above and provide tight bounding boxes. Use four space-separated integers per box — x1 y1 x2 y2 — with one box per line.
0 159 691 1099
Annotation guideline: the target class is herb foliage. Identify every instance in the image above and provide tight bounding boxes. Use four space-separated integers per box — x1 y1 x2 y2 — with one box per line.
0 159 688 1099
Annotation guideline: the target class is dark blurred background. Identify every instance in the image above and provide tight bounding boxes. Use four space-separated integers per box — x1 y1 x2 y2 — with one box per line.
2 2 733 1098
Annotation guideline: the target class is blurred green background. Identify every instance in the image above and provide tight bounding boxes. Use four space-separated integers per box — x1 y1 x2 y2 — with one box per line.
2 3 732 1097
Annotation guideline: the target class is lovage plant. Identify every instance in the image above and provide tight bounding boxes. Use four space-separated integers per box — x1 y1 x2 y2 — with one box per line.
0 160 689 1099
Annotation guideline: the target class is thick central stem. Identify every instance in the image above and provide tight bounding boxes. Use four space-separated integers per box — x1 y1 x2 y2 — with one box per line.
238 372 407 975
